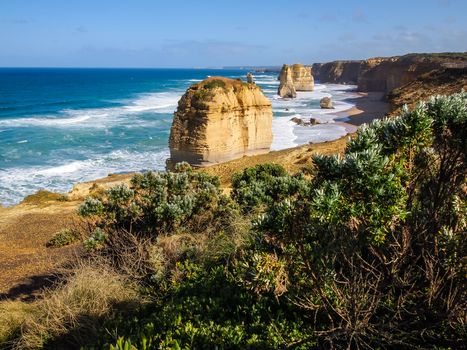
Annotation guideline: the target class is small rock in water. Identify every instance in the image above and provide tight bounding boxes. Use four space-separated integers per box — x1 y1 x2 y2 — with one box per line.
309 117 320 125
290 117 304 125
320 97 334 109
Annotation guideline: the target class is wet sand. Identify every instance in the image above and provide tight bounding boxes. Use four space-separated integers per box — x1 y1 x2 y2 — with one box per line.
338 92 389 126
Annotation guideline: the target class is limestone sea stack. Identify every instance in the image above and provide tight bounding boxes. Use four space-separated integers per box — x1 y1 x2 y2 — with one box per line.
291 64 314 91
278 64 297 98
169 77 273 167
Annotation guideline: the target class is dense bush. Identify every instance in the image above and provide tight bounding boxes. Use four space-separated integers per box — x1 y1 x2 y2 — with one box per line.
78 163 233 236
77 163 244 281
254 93 467 348
231 163 308 213
14 94 463 349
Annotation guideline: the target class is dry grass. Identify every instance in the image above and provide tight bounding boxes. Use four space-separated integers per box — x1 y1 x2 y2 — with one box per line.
20 190 68 207
2 262 141 349
0 301 38 346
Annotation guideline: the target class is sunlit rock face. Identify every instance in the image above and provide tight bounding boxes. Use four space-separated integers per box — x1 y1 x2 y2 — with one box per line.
278 64 297 98
290 64 314 91
169 77 273 167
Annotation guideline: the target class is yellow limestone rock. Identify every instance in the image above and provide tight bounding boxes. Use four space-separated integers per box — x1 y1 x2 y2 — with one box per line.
278 64 297 98
291 64 314 91
169 77 273 167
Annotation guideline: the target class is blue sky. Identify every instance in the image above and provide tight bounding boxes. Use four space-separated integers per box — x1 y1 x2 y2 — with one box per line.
1 0 466 67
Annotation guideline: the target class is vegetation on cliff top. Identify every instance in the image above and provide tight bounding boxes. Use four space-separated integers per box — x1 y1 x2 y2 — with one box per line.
1 93 466 349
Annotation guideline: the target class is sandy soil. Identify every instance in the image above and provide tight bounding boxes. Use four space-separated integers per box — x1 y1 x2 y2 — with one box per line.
0 92 386 300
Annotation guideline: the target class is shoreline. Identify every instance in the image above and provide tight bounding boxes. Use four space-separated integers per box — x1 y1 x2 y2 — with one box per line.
0 90 388 209
0 82 384 208
0 90 389 297
339 91 389 126
289 90 388 147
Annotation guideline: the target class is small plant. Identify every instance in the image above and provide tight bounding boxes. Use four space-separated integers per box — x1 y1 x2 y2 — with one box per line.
83 228 106 251
46 228 80 248
193 88 214 102
203 79 226 90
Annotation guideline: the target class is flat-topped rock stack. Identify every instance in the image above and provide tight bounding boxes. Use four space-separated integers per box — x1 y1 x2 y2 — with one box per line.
278 63 314 98
290 64 314 91
169 77 273 167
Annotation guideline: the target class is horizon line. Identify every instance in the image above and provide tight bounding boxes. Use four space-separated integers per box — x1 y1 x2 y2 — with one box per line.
0 66 282 70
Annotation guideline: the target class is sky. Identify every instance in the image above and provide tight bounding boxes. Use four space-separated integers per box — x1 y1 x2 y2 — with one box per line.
1 0 466 68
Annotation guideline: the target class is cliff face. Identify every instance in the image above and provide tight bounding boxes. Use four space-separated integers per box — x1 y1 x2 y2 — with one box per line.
169 77 273 167
313 53 467 93
356 54 458 92
290 64 314 91
278 64 297 98
387 67 467 116
312 61 361 84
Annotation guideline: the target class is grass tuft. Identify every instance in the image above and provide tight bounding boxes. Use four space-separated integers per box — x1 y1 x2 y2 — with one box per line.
46 228 80 248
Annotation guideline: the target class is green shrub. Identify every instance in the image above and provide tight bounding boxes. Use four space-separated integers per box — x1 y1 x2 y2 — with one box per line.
231 163 308 213
254 93 467 348
83 228 106 251
203 79 227 90
193 88 214 102
74 94 466 349
78 165 233 237
100 262 315 350
77 165 242 279
46 228 80 248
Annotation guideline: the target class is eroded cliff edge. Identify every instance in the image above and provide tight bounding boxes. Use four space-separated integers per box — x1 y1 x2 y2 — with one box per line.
169 77 273 167
313 53 467 94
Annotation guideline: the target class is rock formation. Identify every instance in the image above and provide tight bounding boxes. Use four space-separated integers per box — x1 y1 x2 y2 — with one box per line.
387 66 467 116
278 65 297 98
312 61 361 85
290 117 321 126
312 53 467 94
320 97 334 109
290 64 314 91
169 77 273 167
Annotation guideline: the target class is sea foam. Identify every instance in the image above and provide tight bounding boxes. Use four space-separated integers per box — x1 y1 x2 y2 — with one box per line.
0 149 170 206
0 91 182 129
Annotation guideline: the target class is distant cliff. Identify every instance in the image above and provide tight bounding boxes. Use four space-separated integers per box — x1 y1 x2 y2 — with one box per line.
387 66 467 116
169 77 273 167
312 53 467 93
312 61 361 85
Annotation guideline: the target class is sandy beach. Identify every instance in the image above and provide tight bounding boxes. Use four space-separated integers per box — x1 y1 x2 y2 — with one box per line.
340 92 389 126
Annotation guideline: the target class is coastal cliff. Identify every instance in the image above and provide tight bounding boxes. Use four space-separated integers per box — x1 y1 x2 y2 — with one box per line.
312 61 361 84
169 77 273 167
388 66 467 116
313 53 467 93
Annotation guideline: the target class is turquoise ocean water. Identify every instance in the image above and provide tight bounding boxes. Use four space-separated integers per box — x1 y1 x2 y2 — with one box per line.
0 68 356 206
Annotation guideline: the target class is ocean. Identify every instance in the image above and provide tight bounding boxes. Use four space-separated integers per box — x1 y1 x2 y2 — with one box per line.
0 68 357 206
